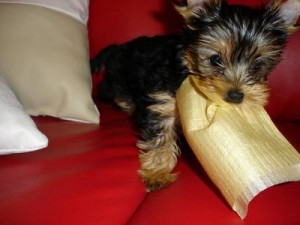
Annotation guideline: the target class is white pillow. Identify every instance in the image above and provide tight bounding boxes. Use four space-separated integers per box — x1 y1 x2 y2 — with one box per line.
0 76 48 155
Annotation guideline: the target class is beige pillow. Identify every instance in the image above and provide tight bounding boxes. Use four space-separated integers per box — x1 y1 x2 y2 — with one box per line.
0 3 99 123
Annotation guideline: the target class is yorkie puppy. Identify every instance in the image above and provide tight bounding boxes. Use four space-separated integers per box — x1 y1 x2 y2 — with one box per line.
91 0 300 192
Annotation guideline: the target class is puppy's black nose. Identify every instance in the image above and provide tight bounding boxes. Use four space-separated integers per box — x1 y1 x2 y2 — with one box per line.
226 90 244 104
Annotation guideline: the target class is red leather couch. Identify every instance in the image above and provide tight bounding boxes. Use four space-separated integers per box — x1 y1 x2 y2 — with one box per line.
1 0 300 224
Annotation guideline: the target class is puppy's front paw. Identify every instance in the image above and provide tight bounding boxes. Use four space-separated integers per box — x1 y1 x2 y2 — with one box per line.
139 169 177 192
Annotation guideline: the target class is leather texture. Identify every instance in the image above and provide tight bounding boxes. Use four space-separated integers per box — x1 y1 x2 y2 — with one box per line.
0 0 300 224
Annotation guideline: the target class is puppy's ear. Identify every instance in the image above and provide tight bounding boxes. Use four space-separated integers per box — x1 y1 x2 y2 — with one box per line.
268 0 300 32
280 0 300 32
173 0 222 21
173 0 204 19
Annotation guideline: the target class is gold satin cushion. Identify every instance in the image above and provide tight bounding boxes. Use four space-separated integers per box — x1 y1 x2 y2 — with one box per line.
0 3 99 123
177 76 300 218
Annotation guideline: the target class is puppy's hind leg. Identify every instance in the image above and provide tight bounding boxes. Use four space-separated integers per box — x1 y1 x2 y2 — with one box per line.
136 93 180 192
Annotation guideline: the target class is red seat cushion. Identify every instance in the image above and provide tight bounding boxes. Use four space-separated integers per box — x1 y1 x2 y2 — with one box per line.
128 122 300 225
0 102 146 225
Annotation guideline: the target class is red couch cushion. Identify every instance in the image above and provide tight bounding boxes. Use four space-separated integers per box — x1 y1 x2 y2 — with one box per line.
128 122 300 225
267 33 300 121
0 102 146 225
88 0 181 58
1 106 299 225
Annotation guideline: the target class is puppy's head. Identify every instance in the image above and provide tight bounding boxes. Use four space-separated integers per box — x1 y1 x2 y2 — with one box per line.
175 0 300 106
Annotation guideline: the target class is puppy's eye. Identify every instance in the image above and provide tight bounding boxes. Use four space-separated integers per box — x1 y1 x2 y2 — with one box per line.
209 54 222 66
251 62 263 73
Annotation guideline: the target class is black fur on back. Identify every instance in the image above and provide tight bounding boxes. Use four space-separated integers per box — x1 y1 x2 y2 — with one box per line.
91 35 189 105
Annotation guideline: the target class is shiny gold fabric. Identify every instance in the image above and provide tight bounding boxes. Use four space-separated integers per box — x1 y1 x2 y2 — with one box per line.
176 76 300 218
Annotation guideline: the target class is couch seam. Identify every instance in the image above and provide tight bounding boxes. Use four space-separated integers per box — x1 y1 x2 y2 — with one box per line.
125 193 150 225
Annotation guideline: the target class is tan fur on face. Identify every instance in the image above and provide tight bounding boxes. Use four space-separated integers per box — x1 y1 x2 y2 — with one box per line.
192 75 269 106
241 83 270 106
183 16 282 108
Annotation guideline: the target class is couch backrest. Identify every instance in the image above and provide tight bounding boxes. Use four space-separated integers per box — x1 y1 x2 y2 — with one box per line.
88 0 300 121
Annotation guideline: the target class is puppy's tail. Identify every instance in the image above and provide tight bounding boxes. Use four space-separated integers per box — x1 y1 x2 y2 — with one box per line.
90 45 119 74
